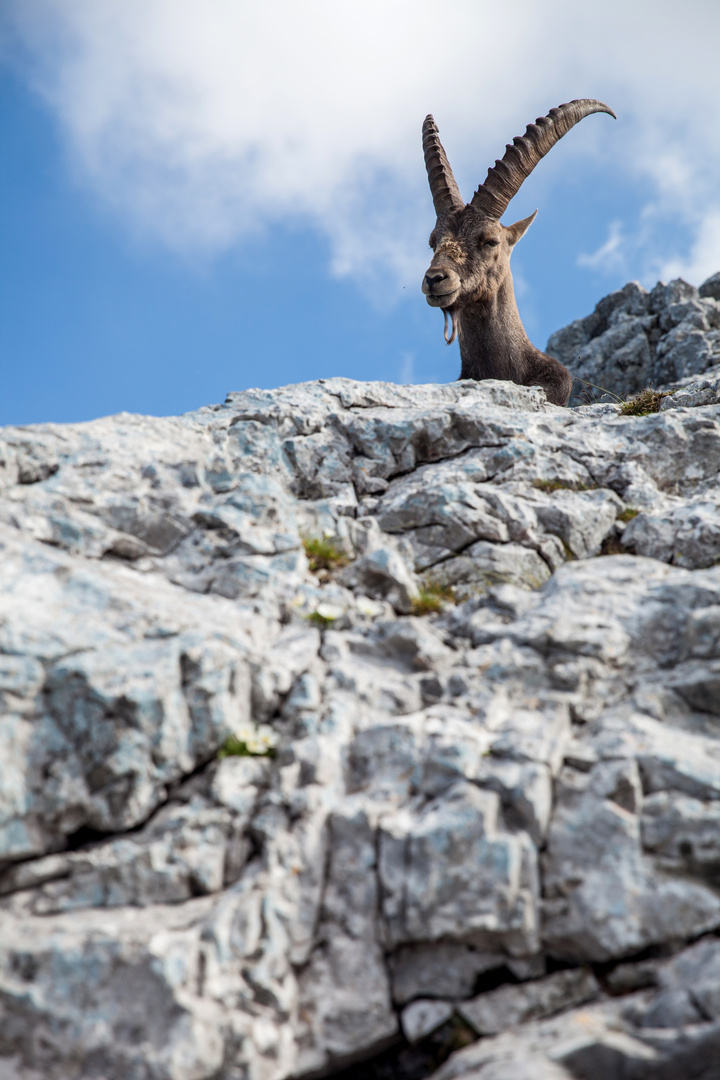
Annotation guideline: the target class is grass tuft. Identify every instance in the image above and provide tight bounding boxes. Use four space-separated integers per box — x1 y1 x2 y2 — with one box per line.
302 536 351 574
619 388 672 416
617 507 639 523
572 376 625 405
411 580 456 615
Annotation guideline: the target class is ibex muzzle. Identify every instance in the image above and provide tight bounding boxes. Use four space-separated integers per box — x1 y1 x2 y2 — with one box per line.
422 100 616 404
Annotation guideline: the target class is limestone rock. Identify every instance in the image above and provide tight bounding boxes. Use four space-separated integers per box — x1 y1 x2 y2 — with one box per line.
401 998 455 1042
430 937 720 1079
700 271 720 302
457 968 599 1036
546 273 720 404
1 357 720 1078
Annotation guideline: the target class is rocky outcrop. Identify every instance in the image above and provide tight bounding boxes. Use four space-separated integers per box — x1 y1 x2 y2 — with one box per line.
547 273 720 406
1 354 720 1077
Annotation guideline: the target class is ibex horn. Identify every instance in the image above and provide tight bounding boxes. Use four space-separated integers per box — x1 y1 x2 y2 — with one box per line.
423 114 465 216
471 99 616 220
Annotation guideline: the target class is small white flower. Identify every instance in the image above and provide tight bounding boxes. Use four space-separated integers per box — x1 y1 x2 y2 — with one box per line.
234 723 279 755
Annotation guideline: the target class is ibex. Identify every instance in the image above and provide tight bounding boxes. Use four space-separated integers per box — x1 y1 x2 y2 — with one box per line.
421 100 616 406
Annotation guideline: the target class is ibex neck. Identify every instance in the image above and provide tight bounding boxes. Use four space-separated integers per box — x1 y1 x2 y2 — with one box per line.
457 276 531 381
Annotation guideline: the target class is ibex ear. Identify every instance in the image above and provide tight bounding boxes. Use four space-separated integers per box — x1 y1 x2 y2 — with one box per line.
505 210 538 247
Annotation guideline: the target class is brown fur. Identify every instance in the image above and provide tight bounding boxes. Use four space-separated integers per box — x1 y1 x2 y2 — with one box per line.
422 207 572 406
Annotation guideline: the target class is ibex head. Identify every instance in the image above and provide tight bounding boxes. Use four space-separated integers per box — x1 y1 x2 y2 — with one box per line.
422 100 616 345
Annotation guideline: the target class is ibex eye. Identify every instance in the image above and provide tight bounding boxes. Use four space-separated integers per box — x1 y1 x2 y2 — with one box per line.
483 240 499 248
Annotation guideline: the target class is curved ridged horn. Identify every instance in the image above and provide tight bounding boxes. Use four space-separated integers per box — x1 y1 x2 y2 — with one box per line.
423 114 465 216
471 99 616 220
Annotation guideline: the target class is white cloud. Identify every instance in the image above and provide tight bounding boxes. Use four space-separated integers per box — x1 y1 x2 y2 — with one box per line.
658 210 720 287
5 0 720 291
578 222 627 275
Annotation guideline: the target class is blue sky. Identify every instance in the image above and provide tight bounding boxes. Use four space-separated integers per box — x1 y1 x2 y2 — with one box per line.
2 1 719 427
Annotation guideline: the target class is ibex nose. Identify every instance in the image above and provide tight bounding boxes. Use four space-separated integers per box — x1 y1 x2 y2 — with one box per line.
424 270 448 288
423 266 458 303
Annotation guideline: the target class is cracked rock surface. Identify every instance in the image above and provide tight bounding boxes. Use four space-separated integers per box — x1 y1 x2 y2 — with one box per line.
1 317 720 1078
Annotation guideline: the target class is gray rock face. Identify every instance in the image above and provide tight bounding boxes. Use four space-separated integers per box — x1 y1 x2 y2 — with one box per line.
430 936 720 1080
456 968 599 1037
700 272 720 302
546 273 720 405
1 373 720 1079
